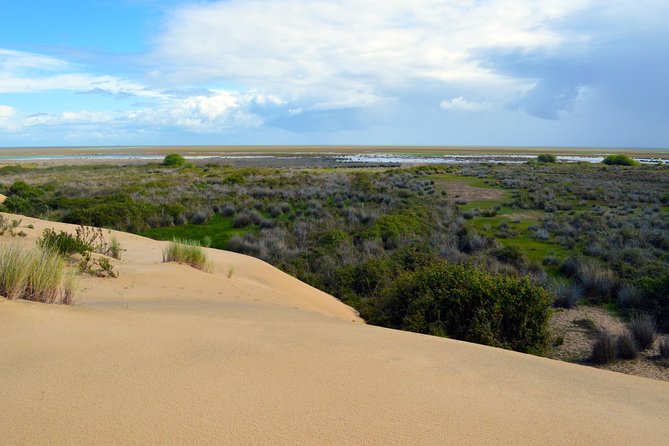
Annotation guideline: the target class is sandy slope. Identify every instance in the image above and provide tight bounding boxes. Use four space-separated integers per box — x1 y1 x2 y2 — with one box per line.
1 214 668 445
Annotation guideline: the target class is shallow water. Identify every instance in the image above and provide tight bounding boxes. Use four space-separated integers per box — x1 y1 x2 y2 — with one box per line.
0 152 666 165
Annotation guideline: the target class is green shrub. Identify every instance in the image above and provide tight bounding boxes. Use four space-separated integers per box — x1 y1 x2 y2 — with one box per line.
602 154 639 166
59 194 157 231
163 238 213 272
39 228 91 256
8 180 44 198
369 261 552 354
592 330 616 364
162 153 186 167
317 229 349 248
492 244 526 267
537 154 557 163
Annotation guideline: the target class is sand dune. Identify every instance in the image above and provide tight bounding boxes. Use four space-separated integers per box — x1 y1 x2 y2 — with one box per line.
1 214 668 445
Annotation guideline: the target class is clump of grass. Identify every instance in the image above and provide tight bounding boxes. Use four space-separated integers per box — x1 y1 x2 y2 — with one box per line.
0 243 31 299
616 283 640 308
0 243 78 304
108 236 122 259
25 246 66 303
630 312 656 350
551 280 583 309
163 238 213 272
616 331 639 360
591 330 616 364
62 269 79 305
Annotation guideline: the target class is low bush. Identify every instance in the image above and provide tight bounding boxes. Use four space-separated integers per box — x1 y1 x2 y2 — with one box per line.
602 154 639 166
39 228 91 256
537 154 557 163
630 312 656 350
616 331 639 360
368 261 552 354
163 238 213 272
162 153 186 167
591 330 616 364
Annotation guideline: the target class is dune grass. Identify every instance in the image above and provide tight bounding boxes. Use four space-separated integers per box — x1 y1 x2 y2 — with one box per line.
0 243 78 304
162 238 213 272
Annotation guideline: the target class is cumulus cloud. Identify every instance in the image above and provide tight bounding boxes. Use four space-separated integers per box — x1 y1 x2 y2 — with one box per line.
0 49 165 98
440 97 491 112
2 0 668 146
0 90 278 135
153 0 591 108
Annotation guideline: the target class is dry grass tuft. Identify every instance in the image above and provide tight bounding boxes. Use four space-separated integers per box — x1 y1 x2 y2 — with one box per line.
0 243 78 304
162 238 213 272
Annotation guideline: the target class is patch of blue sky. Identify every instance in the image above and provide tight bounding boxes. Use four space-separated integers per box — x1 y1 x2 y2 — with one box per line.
0 1 156 54
0 91 145 115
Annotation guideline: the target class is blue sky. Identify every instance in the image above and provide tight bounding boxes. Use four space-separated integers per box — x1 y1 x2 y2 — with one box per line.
1 0 668 148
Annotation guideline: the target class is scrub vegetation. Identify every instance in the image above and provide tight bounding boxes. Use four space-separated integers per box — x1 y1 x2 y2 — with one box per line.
2 158 669 361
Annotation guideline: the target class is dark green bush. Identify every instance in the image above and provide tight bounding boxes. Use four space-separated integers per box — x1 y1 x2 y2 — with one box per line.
2 196 31 214
8 180 44 198
602 154 639 166
368 261 552 354
59 194 157 231
537 154 557 163
39 228 91 256
492 244 526 267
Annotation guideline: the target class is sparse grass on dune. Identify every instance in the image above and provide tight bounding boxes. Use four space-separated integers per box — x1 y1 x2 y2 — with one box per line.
0 243 30 299
0 243 79 304
162 238 213 272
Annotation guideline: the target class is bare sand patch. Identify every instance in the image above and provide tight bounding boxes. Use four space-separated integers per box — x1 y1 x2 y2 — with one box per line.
550 306 669 382
439 180 505 201
1 214 668 445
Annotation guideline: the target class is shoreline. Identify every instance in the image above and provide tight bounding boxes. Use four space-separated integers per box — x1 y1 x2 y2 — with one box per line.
0 145 668 158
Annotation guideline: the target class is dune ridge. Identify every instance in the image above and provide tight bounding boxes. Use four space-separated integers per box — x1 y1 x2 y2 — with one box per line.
1 214 668 445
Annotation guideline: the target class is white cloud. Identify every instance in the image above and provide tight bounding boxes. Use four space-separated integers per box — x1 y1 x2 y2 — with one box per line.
440 96 491 111
0 105 16 118
0 90 273 135
153 0 592 107
0 49 166 98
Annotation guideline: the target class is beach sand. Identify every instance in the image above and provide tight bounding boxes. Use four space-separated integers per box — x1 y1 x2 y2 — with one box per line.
1 214 668 445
